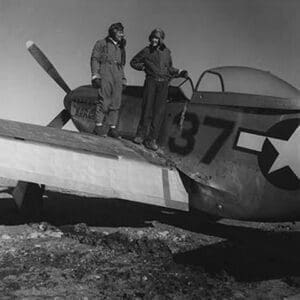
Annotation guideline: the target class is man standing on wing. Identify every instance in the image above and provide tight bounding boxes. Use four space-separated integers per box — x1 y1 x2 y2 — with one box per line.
91 22 126 138
130 28 188 150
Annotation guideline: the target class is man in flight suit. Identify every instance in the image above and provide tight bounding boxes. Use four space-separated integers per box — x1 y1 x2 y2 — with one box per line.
130 28 188 150
91 22 126 138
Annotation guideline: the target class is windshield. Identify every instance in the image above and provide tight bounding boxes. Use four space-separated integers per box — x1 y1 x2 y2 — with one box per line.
169 77 194 101
196 66 299 98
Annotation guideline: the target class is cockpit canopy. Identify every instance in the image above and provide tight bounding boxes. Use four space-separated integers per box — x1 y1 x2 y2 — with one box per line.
196 66 299 99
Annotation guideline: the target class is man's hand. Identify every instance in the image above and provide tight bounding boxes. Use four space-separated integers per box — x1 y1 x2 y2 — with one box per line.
122 84 127 92
92 78 102 89
179 70 189 79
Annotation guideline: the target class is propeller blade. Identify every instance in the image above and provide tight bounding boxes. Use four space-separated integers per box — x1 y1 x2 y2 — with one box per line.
47 109 71 128
26 41 71 94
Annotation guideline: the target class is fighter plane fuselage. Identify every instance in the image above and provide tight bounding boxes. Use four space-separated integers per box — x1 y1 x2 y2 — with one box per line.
65 72 300 221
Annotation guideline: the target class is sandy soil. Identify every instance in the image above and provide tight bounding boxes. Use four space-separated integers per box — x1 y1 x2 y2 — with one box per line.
0 179 299 299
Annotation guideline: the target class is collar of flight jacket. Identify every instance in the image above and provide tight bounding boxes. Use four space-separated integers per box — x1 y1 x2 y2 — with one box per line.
106 36 119 46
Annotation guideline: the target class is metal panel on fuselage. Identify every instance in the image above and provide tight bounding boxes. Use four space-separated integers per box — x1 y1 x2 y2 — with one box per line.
160 91 300 221
64 85 143 136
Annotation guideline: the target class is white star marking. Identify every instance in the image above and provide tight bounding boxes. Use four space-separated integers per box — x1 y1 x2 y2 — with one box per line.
267 126 300 178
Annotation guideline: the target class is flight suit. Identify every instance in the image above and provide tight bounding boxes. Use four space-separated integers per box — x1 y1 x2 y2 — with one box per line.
91 37 126 126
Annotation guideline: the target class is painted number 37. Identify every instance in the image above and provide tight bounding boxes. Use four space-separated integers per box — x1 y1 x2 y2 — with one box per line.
168 112 235 164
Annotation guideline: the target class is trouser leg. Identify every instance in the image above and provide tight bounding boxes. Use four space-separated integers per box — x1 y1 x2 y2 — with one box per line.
136 78 156 137
148 81 169 140
95 79 113 124
106 109 119 127
106 79 123 127
95 94 105 124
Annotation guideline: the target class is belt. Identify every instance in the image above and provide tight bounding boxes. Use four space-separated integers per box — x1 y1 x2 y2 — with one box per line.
106 60 122 68
154 78 167 82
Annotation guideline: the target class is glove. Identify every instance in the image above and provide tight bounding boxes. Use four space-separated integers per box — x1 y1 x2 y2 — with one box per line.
92 78 102 89
179 70 189 79
122 84 127 92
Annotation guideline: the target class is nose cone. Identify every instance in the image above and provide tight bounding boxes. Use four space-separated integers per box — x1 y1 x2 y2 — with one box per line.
64 85 99 111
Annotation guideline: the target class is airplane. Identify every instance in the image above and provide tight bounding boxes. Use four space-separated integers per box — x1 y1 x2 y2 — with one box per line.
0 41 299 221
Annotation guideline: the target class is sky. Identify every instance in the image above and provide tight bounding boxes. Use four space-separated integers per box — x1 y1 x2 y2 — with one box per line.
0 0 299 126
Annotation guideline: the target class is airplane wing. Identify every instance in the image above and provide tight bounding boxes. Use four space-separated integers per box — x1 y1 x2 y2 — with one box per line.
0 119 188 211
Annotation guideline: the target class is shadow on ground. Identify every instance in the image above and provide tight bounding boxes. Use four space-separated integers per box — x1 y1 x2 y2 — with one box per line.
0 189 203 227
0 189 300 284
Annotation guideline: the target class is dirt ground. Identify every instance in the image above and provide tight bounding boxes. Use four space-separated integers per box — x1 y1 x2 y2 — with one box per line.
0 180 300 299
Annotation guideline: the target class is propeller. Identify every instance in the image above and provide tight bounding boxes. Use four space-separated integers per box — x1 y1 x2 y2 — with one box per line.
26 40 71 128
26 40 71 94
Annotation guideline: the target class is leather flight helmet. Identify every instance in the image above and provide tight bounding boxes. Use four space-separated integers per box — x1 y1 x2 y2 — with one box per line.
108 22 124 37
148 28 165 42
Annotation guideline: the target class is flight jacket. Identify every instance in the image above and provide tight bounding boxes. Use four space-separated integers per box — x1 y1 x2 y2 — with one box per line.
130 44 179 81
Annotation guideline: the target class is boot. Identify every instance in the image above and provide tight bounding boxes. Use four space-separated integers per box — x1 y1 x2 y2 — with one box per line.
93 124 107 137
144 139 158 151
108 127 121 139
133 136 144 145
